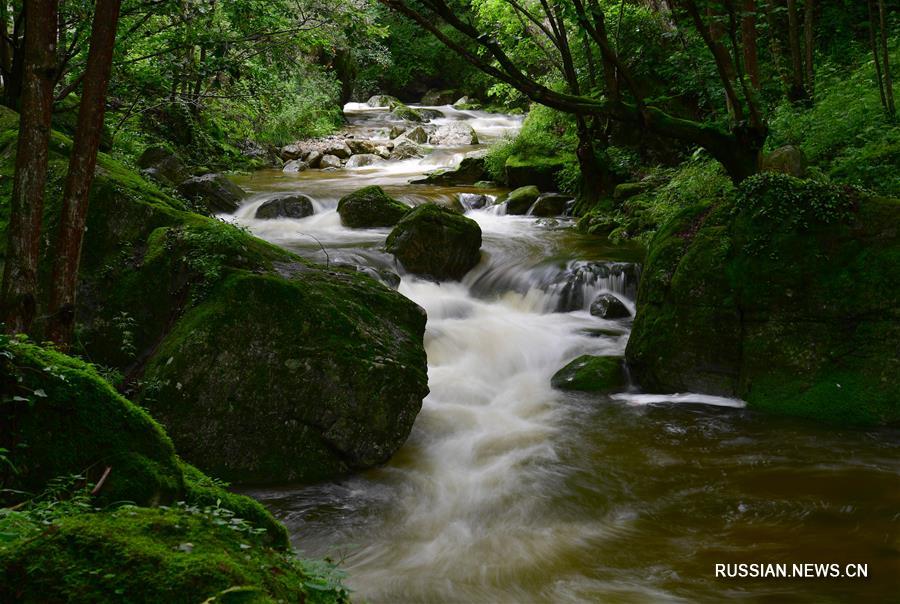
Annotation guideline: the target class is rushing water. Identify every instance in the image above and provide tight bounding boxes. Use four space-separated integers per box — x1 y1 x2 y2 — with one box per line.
230 104 900 603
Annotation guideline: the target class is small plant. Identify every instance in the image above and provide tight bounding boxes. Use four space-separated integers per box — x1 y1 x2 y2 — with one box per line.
112 311 137 359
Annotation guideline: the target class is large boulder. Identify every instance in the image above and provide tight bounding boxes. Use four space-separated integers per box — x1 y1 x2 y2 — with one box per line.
176 173 245 214
411 154 486 186
386 204 482 281
505 153 570 191
279 143 304 160
504 185 540 215
551 355 626 392
136 145 189 187
347 139 379 155
626 173 900 424
337 185 411 228
398 126 429 143
322 140 352 159
531 192 571 217
429 122 479 146
254 194 315 219
282 159 307 173
419 108 445 121
0 339 285 543
0 115 430 484
319 154 342 169
762 145 808 178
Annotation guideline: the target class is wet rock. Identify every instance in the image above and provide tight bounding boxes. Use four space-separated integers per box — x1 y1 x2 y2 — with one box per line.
459 193 489 210
305 150 323 168
254 194 315 219
319 154 342 169
386 204 482 281
337 263 403 290
453 96 472 107
282 159 308 173
345 153 381 168
505 185 540 215
419 108 445 121
429 122 478 146
398 126 428 143
323 141 352 159
136 145 189 187
590 293 631 319
374 145 392 159
392 139 425 160
551 262 639 312
551 355 625 392
531 193 571 217
410 154 486 186
337 185 410 228
391 105 423 122
389 125 407 139
474 180 497 188
347 139 379 155
177 174 245 214
367 94 402 109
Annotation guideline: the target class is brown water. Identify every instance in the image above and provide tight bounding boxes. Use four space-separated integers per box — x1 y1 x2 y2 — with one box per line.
230 104 900 603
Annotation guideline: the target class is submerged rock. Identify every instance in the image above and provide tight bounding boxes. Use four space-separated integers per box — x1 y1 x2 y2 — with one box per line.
337 185 410 228
505 185 541 215
176 173 245 214
590 293 631 319
254 194 315 219
551 355 626 392
386 203 482 280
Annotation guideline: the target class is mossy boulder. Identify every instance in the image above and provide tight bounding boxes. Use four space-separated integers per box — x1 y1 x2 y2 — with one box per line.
337 185 410 228
410 154 486 186
0 111 430 484
366 94 401 109
137 145 190 187
504 185 540 215
531 193 571 217
0 337 287 545
177 173 246 214
505 153 570 191
0 506 349 604
391 104 423 122
386 204 482 281
551 355 626 392
626 174 900 425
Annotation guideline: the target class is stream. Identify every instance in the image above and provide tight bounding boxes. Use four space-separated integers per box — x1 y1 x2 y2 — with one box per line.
229 104 900 603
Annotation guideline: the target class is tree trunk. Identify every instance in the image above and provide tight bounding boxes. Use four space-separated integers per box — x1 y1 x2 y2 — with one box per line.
785 0 807 101
46 0 121 346
763 0 791 92
2 9 24 110
877 0 895 117
868 0 888 113
803 0 815 99
742 0 761 89
1 0 58 334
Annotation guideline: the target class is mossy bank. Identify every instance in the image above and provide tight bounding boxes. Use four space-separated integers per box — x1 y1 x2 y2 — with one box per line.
0 106 429 484
626 174 900 425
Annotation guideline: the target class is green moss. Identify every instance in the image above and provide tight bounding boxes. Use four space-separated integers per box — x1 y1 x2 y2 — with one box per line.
336 185 410 228
391 104 423 122
0 506 350 604
626 180 900 425
550 355 625 392
504 152 571 191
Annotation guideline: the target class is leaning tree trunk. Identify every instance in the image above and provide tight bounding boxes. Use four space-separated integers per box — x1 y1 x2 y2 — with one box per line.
47 0 121 346
1 0 58 334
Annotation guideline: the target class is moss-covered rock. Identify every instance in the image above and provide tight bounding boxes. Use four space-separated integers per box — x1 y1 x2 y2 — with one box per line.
254 194 314 219
0 506 349 604
626 174 900 424
551 355 626 392
337 185 410 228
176 174 246 214
0 337 287 545
366 94 401 109
505 153 570 191
410 154 486 186
386 204 482 281
391 104 423 122
504 185 540 215
0 110 430 484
